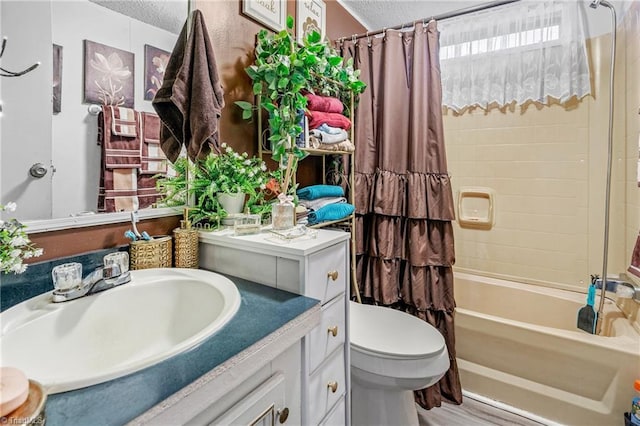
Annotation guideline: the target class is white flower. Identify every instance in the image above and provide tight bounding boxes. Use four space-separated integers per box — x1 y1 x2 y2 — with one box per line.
4 202 17 212
239 168 246 174
260 184 266 190
221 142 228 148
248 171 255 178
225 146 232 153
9 263 27 274
10 249 21 259
90 52 132 84
260 164 267 171
10 236 28 247
244 159 251 165
34 248 44 257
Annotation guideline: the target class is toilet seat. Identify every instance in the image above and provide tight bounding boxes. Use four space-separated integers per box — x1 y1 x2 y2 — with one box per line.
350 301 445 360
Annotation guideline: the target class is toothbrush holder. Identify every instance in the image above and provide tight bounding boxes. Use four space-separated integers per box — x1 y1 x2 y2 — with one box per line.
129 235 172 270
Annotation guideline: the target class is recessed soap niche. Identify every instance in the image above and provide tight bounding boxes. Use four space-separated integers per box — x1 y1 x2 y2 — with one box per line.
457 187 495 230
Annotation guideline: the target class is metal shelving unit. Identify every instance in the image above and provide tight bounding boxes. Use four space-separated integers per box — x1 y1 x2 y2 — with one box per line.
257 89 360 302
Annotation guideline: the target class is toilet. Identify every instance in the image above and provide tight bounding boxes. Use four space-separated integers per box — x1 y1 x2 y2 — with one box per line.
349 301 450 426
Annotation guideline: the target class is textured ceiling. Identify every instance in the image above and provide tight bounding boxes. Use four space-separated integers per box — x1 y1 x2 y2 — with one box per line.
337 0 487 32
89 0 187 34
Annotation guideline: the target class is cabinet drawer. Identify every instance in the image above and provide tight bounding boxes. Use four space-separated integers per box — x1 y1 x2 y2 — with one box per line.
306 243 347 304
308 295 346 374
308 348 345 425
319 397 346 426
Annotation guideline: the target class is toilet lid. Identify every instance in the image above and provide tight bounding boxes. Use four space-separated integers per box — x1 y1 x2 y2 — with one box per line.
350 302 445 359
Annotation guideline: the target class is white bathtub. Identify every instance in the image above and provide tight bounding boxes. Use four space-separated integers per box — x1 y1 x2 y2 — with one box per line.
454 272 640 426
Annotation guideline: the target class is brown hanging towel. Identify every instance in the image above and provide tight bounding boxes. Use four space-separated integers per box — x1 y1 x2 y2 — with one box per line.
152 9 225 163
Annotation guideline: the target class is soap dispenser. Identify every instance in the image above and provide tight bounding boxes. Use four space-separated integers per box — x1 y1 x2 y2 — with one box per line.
173 208 199 268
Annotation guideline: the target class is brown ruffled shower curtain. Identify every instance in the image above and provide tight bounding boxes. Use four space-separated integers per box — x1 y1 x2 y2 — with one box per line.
340 21 462 409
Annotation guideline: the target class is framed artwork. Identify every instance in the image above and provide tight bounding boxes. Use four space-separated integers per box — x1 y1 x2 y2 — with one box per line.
52 44 63 114
242 0 286 33
83 40 134 108
144 44 171 101
296 0 326 45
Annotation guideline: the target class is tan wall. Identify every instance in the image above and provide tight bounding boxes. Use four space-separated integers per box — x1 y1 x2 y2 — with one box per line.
444 9 639 289
624 5 640 274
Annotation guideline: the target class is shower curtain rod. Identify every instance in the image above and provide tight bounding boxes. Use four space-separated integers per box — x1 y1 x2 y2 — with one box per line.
339 0 521 42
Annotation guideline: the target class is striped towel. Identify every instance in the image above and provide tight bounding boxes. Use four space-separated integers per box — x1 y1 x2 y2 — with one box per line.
98 168 139 213
137 112 167 209
98 106 141 212
140 112 167 175
111 107 138 137
99 106 141 169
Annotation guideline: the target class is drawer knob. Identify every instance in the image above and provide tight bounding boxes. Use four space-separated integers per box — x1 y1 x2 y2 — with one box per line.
277 407 289 424
328 325 339 337
327 270 339 281
327 381 338 393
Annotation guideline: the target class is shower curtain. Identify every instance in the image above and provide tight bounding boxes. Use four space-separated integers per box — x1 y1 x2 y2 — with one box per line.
340 21 462 408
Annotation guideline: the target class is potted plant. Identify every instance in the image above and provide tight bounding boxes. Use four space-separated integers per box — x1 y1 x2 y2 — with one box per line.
235 16 366 165
157 144 273 226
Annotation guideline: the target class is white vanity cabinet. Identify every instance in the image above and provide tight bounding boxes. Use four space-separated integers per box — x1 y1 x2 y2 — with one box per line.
199 229 351 426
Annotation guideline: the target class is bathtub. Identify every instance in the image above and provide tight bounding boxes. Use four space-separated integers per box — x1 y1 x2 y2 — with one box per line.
454 272 640 426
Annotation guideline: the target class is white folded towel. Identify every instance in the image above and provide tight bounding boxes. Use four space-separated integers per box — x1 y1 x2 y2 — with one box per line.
299 196 347 211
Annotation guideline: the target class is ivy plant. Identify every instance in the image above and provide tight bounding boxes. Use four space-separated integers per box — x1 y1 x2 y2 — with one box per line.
235 15 366 163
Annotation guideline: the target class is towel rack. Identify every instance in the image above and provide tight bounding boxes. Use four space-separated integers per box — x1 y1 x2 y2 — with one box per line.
0 36 40 77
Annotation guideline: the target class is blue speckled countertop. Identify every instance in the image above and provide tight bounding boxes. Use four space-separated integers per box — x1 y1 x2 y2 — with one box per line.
6 273 318 426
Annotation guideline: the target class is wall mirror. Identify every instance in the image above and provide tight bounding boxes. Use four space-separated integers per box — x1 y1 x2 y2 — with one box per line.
0 0 189 231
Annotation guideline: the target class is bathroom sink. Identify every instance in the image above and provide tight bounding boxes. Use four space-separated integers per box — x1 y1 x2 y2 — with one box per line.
0 268 240 394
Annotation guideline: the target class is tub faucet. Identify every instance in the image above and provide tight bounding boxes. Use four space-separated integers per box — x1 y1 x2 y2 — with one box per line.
52 253 131 303
615 281 640 302
594 276 640 302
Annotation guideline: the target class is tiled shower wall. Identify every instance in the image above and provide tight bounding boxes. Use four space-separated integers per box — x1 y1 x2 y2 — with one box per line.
444 6 639 289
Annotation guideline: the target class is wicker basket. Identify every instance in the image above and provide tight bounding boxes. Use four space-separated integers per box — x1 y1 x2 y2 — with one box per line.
129 235 172 270
173 228 199 268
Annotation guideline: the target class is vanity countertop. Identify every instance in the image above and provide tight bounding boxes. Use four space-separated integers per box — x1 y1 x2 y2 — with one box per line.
41 274 320 426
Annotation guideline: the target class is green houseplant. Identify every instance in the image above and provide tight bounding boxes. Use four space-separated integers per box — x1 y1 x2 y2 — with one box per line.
157 144 273 226
235 16 366 164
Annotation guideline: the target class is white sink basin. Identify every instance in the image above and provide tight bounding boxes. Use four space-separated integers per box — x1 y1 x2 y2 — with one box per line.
0 268 240 394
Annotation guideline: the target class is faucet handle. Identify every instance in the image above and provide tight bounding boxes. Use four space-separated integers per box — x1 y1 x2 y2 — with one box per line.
103 264 123 279
103 252 129 274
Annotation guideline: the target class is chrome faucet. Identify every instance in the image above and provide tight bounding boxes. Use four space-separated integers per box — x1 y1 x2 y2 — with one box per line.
615 280 640 302
52 253 131 303
594 275 640 302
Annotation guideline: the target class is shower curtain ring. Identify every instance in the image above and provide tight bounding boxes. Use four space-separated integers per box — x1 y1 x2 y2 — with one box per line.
351 34 357 44
366 31 371 46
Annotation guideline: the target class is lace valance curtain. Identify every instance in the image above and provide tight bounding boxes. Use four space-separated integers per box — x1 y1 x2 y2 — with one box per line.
439 1 591 111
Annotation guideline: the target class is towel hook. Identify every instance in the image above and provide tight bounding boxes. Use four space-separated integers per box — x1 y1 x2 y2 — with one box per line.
0 36 40 78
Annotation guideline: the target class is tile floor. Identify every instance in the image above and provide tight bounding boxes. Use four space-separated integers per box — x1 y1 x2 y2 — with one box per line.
417 396 548 426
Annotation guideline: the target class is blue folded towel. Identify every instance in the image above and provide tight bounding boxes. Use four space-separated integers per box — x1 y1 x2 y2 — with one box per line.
308 203 355 225
297 185 344 200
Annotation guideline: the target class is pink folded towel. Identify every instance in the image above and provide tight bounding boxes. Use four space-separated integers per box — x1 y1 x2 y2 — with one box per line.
305 93 343 114
307 110 352 130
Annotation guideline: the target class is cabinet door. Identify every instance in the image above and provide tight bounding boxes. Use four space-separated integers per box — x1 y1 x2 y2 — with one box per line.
212 373 286 426
305 242 347 304
307 295 346 374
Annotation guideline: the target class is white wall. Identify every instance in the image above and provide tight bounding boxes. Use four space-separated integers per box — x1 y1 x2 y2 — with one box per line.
0 1 53 220
50 1 177 218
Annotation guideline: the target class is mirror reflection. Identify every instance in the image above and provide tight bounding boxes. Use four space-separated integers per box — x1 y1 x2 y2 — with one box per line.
0 0 188 221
